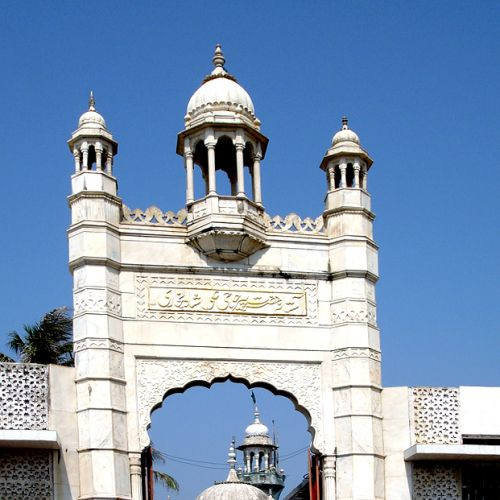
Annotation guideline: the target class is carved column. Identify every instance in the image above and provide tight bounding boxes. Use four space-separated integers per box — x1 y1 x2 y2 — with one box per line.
322 455 336 500
362 165 368 190
252 153 262 204
206 143 216 195
81 144 89 170
339 161 347 188
327 163 335 191
106 151 113 174
95 143 103 171
353 161 360 188
236 143 245 196
73 148 81 173
185 151 194 204
129 453 142 500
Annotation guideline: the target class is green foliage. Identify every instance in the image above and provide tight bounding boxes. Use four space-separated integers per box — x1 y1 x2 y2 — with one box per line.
0 307 74 366
151 443 180 492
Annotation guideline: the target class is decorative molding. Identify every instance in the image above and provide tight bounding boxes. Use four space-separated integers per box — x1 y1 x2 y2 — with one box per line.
73 338 124 353
122 205 188 227
0 364 48 430
73 288 121 316
264 213 325 235
136 359 324 453
412 463 461 499
331 300 377 327
136 275 318 326
412 388 460 445
332 347 381 362
0 450 53 500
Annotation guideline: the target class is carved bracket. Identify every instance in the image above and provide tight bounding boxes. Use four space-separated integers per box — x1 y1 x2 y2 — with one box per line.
136 359 325 453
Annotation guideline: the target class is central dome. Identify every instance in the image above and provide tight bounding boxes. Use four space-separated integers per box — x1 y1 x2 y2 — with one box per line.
184 45 260 129
196 469 269 500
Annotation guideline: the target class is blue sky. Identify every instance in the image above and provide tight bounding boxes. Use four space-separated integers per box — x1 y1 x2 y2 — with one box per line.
1 1 499 497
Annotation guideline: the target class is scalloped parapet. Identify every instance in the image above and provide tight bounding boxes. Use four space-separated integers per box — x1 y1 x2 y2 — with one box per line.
121 205 325 235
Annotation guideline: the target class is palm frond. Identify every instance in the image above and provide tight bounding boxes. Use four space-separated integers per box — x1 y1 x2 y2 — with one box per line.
0 353 15 362
153 470 179 492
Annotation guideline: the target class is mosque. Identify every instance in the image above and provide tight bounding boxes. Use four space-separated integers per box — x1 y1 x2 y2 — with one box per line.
0 45 499 499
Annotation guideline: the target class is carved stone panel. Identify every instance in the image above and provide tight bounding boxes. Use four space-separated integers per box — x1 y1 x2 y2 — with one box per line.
0 449 53 500
136 359 324 453
412 387 460 444
73 288 121 316
0 363 48 430
413 463 461 499
136 275 318 326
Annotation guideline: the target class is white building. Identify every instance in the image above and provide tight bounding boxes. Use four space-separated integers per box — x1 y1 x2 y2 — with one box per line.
0 45 499 499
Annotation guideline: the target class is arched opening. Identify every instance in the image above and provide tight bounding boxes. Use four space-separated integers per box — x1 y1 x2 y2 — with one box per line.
193 141 209 197
244 142 255 201
87 145 96 170
215 136 237 196
346 162 354 188
148 379 314 499
334 164 341 189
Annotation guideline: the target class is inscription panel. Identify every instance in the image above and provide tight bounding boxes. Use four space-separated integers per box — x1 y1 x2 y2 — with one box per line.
137 275 318 325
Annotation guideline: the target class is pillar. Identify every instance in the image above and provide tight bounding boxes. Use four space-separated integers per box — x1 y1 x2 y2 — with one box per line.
339 161 347 188
236 143 245 196
95 143 103 171
322 455 336 500
73 149 81 173
206 143 216 195
129 453 142 500
354 161 360 188
185 151 194 204
81 144 89 170
327 163 335 191
106 151 113 174
252 153 262 204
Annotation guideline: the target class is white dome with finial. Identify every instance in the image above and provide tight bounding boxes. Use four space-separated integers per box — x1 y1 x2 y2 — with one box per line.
185 45 259 129
245 407 270 438
196 441 269 500
332 116 360 146
78 91 107 129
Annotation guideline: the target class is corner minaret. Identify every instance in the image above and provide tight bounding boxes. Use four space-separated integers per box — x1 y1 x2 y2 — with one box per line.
320 119 383 498
176 45 270 261
68 92 118 197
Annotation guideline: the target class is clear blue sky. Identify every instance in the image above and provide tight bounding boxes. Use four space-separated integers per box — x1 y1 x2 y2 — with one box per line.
1 1 499 498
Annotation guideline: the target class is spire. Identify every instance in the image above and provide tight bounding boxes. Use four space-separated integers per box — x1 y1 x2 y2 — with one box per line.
253 405 261 423
227 438 237 469
342 116 349 130
212 44 225 69
89 91 96 112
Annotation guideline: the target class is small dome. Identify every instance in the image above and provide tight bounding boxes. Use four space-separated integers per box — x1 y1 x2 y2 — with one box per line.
185 45 257 126
245 407 270 438
332 117 359 146
78 92 107 129
196 469 269 500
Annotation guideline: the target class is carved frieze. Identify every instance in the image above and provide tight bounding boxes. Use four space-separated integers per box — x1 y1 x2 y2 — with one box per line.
331 300 377 327
122 205 188 226
0 363 48 430
332 347 381 362
73 288 121 316
73 337 124 353
412 387 460 444
136 359 324 453
137 275 318 325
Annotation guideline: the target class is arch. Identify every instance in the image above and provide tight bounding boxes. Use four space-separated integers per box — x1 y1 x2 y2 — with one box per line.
346 162 354 188
136 358 324 454
334 164 341 189
87 145 96 170
193 140 209 196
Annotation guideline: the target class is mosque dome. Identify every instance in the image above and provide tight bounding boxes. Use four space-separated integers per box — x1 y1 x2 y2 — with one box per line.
78 92 107 129
332 116 360 146
185 45 259 128
196 469 269 500
245 408 270 438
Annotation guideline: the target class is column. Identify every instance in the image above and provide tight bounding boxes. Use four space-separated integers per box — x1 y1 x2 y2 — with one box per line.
340 161 347 188
185 151 194 204
73 149 81 173
354 161 360 188
95 143 103 171
81 144 89 170
246 453 251 473
206 144 216 195
252 153 262 204
106 151 113 174
362 165 368 190
130 453 142 500
322 455 336 500
236 143 245 197
327 163 335 191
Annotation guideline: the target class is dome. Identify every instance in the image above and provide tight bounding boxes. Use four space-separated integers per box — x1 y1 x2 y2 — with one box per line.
196 469 269 500
245 407 269 437
78 92 107 129
332 116 360 146
185 45 258 127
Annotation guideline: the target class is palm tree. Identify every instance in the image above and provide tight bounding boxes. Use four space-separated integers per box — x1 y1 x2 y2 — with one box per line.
151 445 180 493
0 307 73 366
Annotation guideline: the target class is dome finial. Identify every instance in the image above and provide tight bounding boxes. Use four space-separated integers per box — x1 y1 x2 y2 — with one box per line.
254 405 261 423
227 438 237 470
342 116 349 130
213 44 225 69
89 91 96 112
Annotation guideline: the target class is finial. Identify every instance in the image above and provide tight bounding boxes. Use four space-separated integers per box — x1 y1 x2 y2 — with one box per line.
227 438 237 469
89 91 96 112
213 44 226 69
254 405 261 423
342 116 349 130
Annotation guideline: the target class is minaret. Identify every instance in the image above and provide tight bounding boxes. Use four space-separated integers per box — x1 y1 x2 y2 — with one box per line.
67 94 127 498
320 118 383 498
176 45 270 261
237 406 285 499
